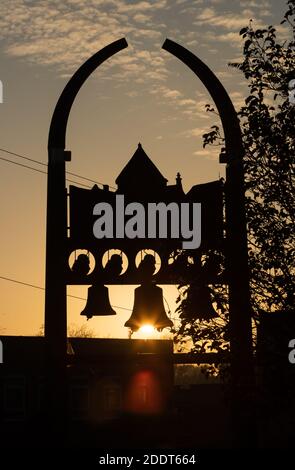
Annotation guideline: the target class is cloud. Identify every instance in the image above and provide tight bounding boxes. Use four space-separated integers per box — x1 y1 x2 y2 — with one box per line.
148 84 199 121
194 7 263 31
275 24 291 42
125 90 139 97
133 13 152 23
178 98 197 106
193 148 219 160
163 89 182 99
229 90 245 108
260 10 271 17
197 7 215 21
216 70 233 79
239 0 270 9
0 0 281 124
115 0 167 13
132 29 162 39
0 0 279 85
175 0 203 4
182 127 207 138
1 0 173 90
193 149 211 156
0 0 169 74
149 85 213 121
202 30 244 45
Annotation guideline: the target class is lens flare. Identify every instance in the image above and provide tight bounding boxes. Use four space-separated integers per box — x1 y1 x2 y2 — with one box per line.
125 370 163 414
138 324 155 337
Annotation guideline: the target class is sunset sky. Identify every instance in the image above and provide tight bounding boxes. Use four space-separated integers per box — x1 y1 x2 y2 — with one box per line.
0 0 289 337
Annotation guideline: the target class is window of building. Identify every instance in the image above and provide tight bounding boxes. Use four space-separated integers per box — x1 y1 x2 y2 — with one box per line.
70 377 89 419
104 384 122 413
3 375 26 420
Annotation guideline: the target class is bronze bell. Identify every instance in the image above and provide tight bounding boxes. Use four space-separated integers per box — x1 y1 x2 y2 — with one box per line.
81 284 116 320
180 283 218 321
125 283 173 332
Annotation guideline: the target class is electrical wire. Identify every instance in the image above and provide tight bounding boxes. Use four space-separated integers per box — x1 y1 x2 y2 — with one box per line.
0 147 116 190
0 275 131 311
0 156 47 176
0 147 179 321
0 274 179 320
0 156 92 188
0 148 46 167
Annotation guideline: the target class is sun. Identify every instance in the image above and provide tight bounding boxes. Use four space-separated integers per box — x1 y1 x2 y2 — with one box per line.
138 324 156 338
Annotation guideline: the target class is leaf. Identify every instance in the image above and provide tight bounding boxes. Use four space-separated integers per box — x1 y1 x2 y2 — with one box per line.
240 27 248 35
175 0 295 383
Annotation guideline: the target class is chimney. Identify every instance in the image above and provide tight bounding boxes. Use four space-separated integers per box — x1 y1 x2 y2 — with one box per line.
176 172 182 188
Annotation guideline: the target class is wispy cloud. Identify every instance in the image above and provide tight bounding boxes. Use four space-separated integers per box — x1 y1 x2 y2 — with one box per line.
0 0 285 120
193 148 219 161
229 90 245 108
239 0 271 9
115 0 167 13
196 7 216 21
182 127 207 138
194 9 261 30
0 1 169 72
200 30 244 49
149 85 213 121
0 0 281 81
133 13 152 23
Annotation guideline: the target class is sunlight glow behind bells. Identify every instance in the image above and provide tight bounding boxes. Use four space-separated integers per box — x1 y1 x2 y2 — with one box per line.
138 324 155 337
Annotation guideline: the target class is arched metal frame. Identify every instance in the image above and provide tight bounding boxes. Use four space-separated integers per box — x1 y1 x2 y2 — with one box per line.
45 38 253 381
45 38 128 360
162 39 253 381
48 38 128 150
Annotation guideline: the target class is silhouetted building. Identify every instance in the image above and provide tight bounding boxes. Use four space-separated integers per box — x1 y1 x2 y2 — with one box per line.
0 337 173 420
0 336 233 448
116 143 168 198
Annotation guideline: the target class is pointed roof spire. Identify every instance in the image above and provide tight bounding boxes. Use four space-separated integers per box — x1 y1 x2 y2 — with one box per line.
115 143 168 194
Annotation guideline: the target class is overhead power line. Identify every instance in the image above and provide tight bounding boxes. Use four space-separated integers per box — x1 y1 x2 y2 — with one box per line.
0 275 131 311
0 156 47 175
0 148 46 167
0 149 178 322
0 156 92 188
0 275 178 321
0 147 116 190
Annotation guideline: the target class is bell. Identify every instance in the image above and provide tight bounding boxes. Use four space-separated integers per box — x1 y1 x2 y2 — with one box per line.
81 284 116 320
125 283 173 332
180 283 218 321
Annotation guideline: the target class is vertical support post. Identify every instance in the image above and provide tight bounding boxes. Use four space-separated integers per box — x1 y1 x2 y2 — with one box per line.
162 38 255 447
45 149 68 356
226 157 254 448
44 148 68 443
44 38 128 446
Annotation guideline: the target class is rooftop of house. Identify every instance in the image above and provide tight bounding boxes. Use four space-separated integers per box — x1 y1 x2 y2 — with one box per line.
116 143 168 191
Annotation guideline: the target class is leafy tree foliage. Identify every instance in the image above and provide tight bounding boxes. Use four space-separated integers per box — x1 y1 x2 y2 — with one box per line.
176 1 295 369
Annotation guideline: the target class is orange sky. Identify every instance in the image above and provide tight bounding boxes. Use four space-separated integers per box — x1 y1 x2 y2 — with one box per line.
0 0 288 337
